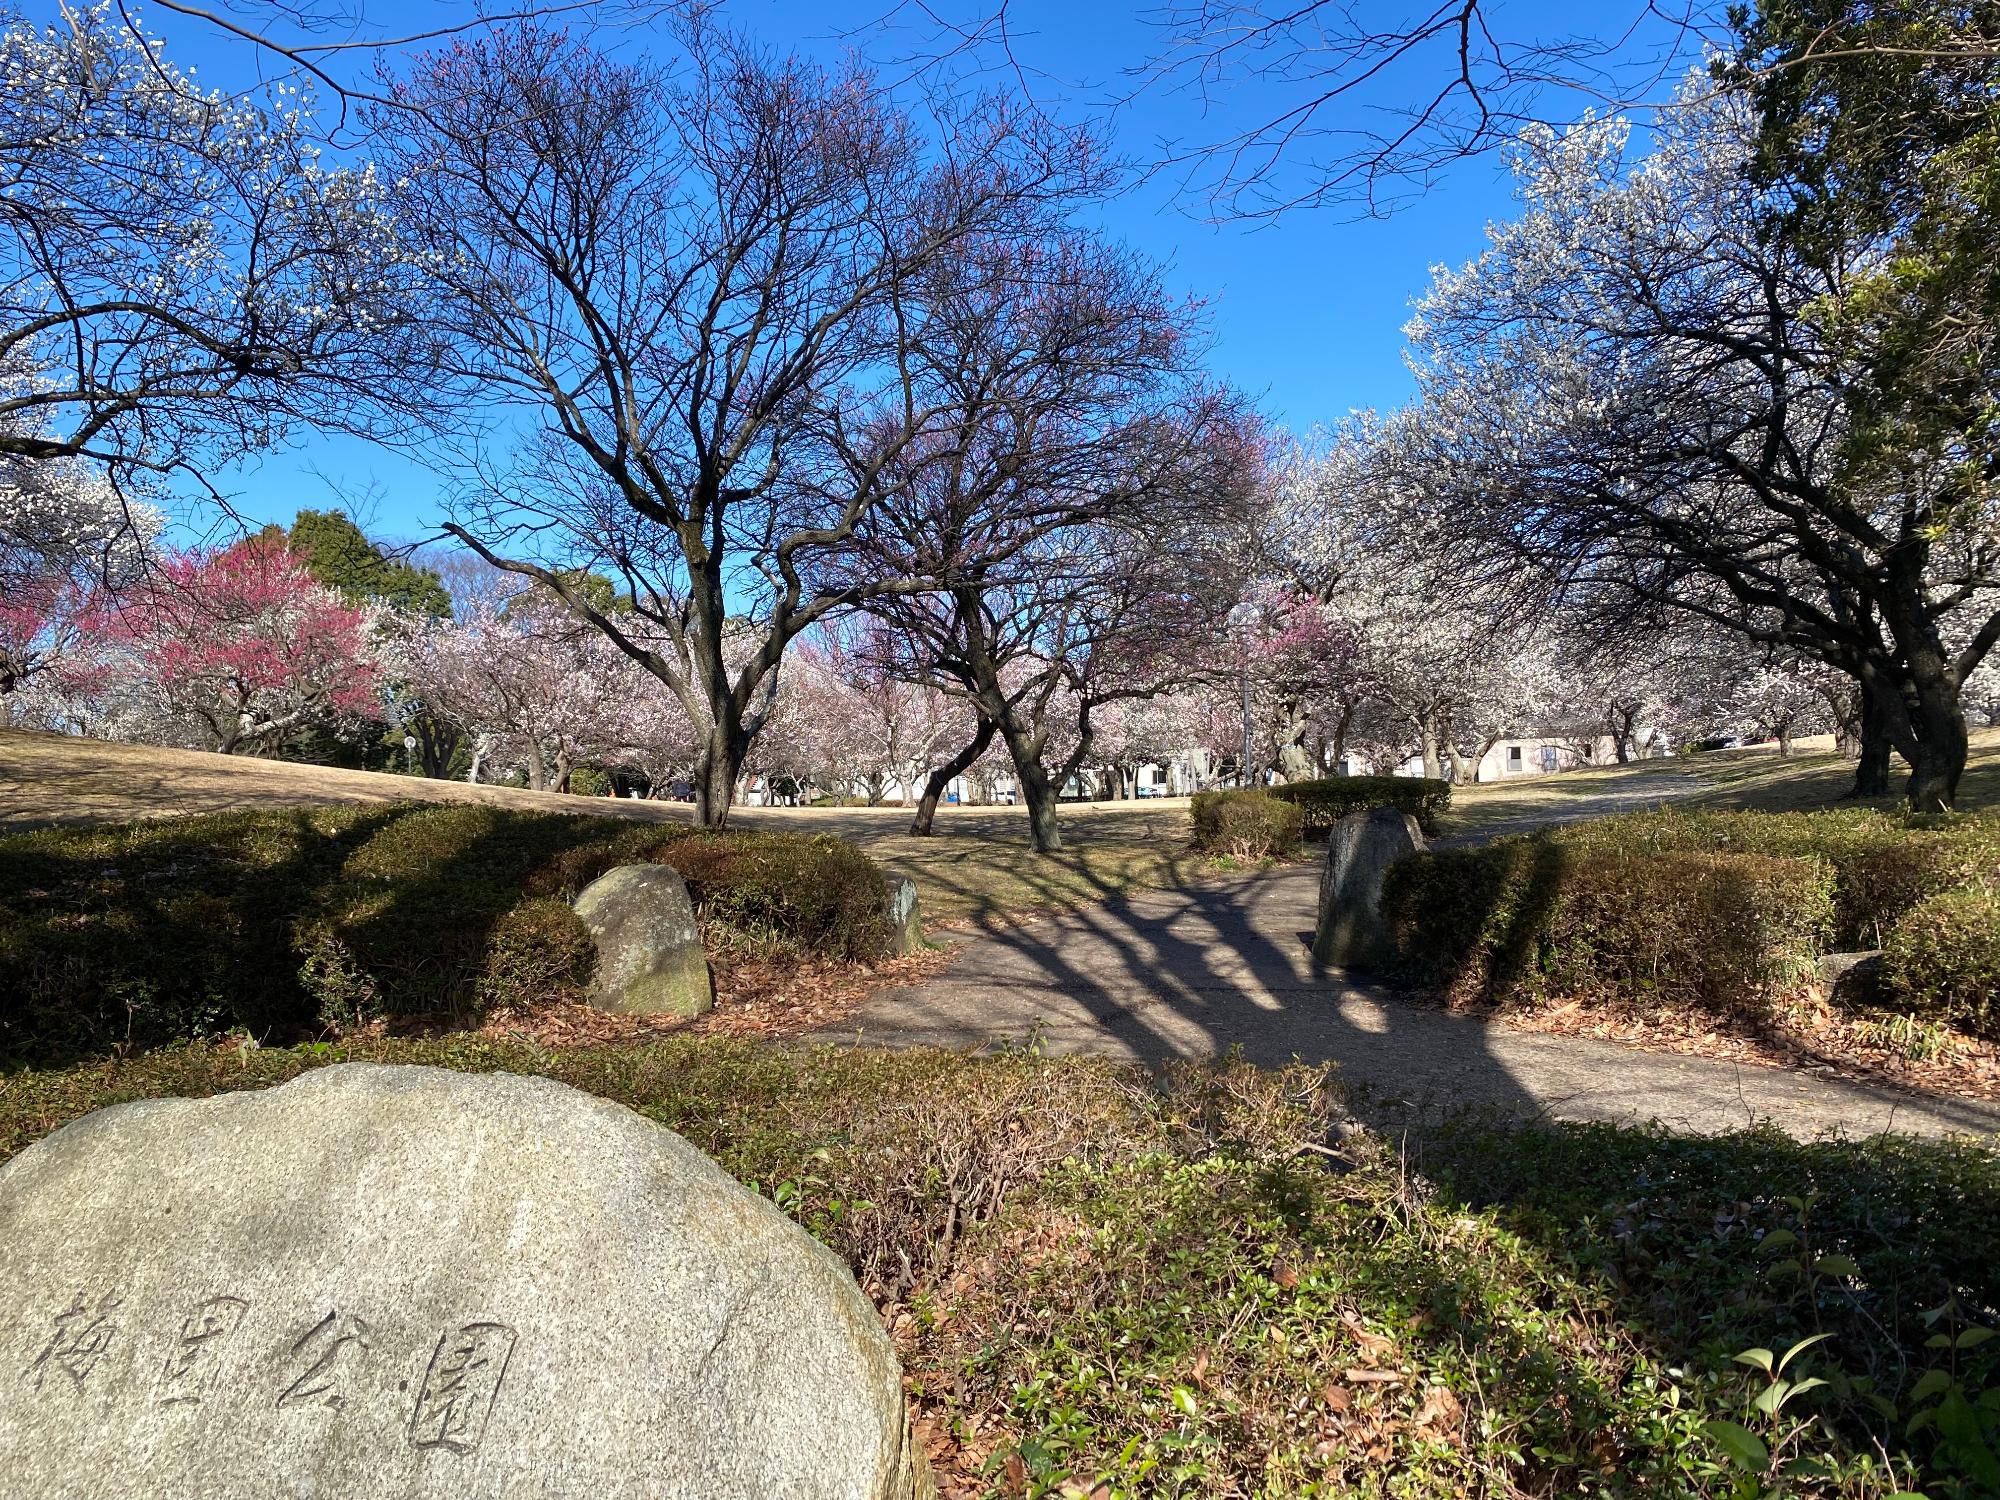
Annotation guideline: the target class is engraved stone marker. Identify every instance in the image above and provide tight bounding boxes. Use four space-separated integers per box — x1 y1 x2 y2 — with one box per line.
0 1064 931 1500
1313 806 1425 971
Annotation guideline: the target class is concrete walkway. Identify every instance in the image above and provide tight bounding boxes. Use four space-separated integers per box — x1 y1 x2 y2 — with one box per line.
819 865 2000 1139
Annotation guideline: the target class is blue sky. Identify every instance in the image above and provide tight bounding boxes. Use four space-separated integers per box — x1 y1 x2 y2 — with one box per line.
90 0 1705 543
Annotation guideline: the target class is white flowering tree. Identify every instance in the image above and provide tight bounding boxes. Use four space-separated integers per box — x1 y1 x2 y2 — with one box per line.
773 625 966 806
1405 80 2000 808
392 594 640 792
1255 422 1564 782
0 7 422 486
0 446 156 699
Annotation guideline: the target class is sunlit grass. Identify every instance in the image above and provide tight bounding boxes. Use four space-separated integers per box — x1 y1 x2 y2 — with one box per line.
1435 727 2000 840
777 801 1213 927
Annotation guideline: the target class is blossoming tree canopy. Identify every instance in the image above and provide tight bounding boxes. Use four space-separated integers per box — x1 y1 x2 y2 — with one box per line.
105 536 379 755
0 6 423 478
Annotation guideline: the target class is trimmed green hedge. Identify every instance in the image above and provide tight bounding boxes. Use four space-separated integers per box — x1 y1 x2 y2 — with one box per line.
1882 886 2000 1037
1189 789 1305 859
0 804 892 1062
1554 807 2000 948
1268 775 1452 835
1382 808 2000 1037
1381 838 1833 1019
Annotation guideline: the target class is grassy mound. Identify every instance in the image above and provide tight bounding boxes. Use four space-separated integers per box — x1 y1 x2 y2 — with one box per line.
4 1038 1995 1495
0 804 892 1062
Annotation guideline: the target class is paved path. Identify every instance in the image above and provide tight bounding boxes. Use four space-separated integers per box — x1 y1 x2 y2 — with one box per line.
820 865 2000 1139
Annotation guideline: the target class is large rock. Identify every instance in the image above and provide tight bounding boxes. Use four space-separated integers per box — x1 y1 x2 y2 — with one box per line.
1312 806 1425 971
573 862 713 1017
0 1064 931 1500
883 874 923 956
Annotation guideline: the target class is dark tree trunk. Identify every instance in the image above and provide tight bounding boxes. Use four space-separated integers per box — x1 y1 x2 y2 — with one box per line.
1828 679 1864 760
1853 732 1891 795
1015 754 1063 852
1850 679 1893 797
1416 715 1444 781
910 718 996 835
1610 705 1639 763
1905 693 1968 811
1328 698 1356 773
993 714 1065 852
413 714 461 779
694 721 742 828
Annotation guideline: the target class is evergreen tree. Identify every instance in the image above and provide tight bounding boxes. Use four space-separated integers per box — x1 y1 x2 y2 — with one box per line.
287 509 450 619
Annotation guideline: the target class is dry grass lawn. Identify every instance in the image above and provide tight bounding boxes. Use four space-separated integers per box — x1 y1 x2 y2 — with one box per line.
0 728 1202 927
8 725 1996 928
1436 726 2000 839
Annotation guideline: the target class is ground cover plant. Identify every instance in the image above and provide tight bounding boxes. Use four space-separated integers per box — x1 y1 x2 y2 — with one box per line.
2 1037 1994 1497
0 804 893 1062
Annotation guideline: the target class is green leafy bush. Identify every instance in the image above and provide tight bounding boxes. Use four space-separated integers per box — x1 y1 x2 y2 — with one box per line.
1473 807 2000 1031
1381 836 1834 1019
1882 885 2000 1038
1557 807 2000 946
0 804 892 1062
565 766 614 798
1268 773 1452 835
639 832 892 960
1189 789 1305 859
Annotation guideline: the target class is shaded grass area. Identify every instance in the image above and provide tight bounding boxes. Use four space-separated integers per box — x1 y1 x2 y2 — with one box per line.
0 803 890 1063
1680 731 2000 815
3 1037 1994 1497
804 802 1211 929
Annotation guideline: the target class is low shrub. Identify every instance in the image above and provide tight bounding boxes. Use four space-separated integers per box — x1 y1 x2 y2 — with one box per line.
1189 788 1305 860
565 766 614 798
1268 773 1452 835
0 804 892 1063
1556 806 2000 947
1882 885 2000 1038
643 832 892 960
1381 836 1834 1019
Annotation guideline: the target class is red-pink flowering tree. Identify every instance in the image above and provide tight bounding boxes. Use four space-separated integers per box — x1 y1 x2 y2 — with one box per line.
108 536 379 755
0 574 85 701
